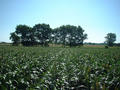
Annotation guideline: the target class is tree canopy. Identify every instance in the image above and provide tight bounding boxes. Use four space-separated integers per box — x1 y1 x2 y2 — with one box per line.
33 24 51 46
105 33 116 46
10 32 20 45
15 25 33 46
52 25 87 46
10 23 87 46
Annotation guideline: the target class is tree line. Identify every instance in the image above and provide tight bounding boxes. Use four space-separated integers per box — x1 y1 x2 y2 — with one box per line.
10 23 87 47
10 23 117 47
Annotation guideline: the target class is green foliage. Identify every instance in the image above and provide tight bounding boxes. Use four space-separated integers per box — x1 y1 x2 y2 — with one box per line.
105 45 109 49
105 33 116 47
10 24 87 46
15 25 35 46
10 32 20 45
52 25 87 46
33 23 52 46
0 46 120 89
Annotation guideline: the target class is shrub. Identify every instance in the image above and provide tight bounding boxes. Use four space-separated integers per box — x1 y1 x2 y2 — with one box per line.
105 45 109 49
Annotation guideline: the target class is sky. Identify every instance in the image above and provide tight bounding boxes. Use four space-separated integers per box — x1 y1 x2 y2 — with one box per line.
0 0 120 43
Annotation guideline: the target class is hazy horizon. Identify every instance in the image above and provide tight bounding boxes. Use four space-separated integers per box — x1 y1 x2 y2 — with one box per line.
0 0 120 43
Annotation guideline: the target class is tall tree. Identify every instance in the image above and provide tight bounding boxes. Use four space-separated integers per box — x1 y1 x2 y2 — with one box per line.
76 26 87 45
53 25 87 46
105 33 116 46
15 25 33 46
10 32 20 45
33 23 52 46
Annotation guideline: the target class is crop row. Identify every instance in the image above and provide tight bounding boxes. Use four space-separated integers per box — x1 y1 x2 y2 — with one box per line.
0 46 120 90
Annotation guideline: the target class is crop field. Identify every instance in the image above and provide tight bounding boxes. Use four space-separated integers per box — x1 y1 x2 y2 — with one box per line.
0 46 120 90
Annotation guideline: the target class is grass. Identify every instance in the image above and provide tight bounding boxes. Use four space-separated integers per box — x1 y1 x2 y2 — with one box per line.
0 45 120 90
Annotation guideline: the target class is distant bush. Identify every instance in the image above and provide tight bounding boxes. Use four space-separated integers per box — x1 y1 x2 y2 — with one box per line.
105 45 109 49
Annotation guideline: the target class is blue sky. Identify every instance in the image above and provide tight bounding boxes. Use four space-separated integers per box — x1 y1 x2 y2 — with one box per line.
0 0 120 43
